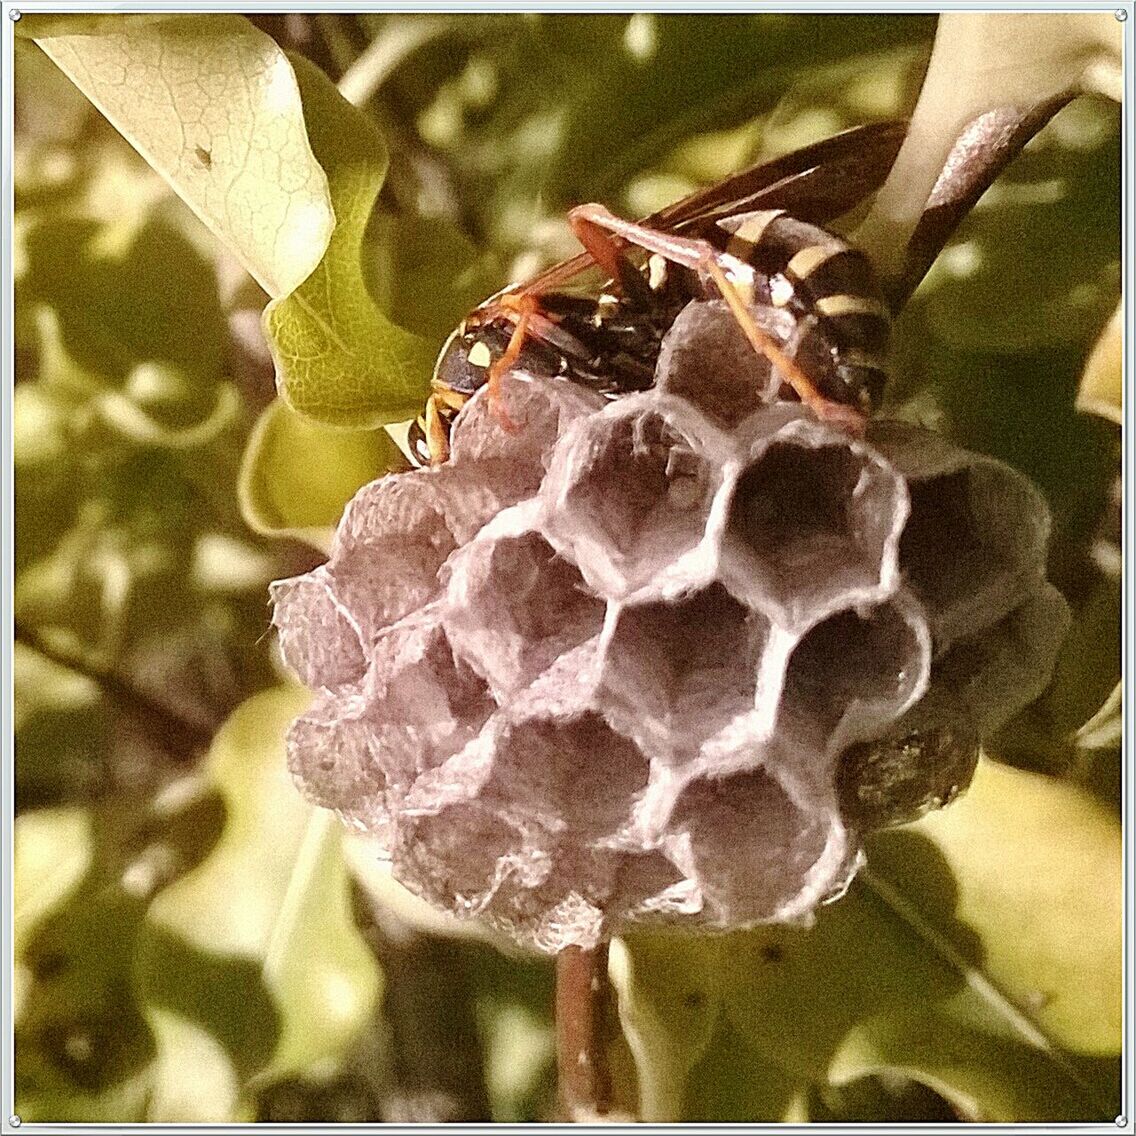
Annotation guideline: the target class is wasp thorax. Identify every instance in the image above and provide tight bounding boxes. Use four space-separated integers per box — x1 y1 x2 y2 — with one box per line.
272 348 1066 953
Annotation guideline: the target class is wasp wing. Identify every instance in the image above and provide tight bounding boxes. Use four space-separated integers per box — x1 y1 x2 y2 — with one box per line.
656 120 906 231
510 120 907 298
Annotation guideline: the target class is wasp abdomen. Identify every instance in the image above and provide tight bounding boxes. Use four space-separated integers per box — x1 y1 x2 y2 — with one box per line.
715 210 890 410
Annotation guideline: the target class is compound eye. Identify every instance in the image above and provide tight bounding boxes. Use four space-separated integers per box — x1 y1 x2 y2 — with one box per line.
432 327 469 390
432 329 494 396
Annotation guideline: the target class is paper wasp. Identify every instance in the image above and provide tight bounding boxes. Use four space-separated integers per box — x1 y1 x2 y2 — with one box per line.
410 121 907 466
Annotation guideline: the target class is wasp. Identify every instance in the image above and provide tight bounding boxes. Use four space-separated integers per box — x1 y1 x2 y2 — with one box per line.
410 121 906 466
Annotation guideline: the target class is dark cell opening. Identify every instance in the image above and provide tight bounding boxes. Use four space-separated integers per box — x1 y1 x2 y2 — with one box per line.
603 583 767 748
560 411 715 588
784 604 921 735
730 442 861 554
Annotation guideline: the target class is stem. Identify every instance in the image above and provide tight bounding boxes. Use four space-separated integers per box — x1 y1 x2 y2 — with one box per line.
555 942 613 1121
336 17 452 107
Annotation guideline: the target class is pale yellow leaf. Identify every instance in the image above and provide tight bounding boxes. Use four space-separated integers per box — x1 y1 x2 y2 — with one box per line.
858 12 1123 278
34 14 333 298
1077 300 1123 425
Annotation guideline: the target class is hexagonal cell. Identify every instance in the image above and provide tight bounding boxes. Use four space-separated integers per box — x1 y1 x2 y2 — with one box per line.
899 464 1049 648
365 609 496 790
598 583 769 756
780 599 930 745
443 521 606 697
541 398 727 597
664 768 836 925
401 632 649 834
391 690 657 950
720 432 906 626
395 800 543 918
494 842 626 952
520 846 698 950
338 456 525 549
286 607 495 839
486 711 652 843
403 809 699 950
287 613 497 844
656 300 793 428
270 565 367 690
608 850 695 925
920 582 1069 738
327 472 461 642
449 369 606 468
287 685 390 838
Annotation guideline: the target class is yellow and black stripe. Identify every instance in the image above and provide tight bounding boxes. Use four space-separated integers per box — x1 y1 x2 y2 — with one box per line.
713 210 890 410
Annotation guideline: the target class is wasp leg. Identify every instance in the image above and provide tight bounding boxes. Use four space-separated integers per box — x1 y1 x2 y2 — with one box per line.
704 260 867 436
421 384 471 465
424 391 452 466
568 204 867 435
483 293 542 433
567 207 632 283
567 206 654 306
570 203 739 279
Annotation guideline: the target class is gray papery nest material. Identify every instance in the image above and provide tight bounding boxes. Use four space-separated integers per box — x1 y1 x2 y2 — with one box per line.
271 300 1068 954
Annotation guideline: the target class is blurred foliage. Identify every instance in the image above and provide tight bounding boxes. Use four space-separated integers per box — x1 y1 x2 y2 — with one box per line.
612 759 1120 1122
11 11 1122 1124
238 396 408 552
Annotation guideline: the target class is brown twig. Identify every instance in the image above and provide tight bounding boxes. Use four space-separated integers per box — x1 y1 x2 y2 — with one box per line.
889 93 1073 314
14 619 213 760
555 942 613 1121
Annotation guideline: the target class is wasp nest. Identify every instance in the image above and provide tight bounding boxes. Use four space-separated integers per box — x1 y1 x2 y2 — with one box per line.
272 301 1068 954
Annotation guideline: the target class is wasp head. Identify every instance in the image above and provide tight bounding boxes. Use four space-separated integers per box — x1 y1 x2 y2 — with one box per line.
432 324 499 397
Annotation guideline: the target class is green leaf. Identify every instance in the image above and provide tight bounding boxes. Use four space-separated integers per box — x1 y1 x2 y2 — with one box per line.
12 380 74 469
136 687 382 1120
477 998 556 1122
32 14 333 298
14 512 136 671
22 214 230 395
869 757 1121 1058
255 810 383 1087
546 14 934 203
12 643 109 835
1043 575 1122 744
237 397 407 552
988 566 1120 781
615 758 1120 1122
94 368 241 450
14 791 223 1123
608 935 727 1122
462 944 556 1122
17 13 172 38
16 1069 156 1126
263 54 437 429
366 212 500 343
